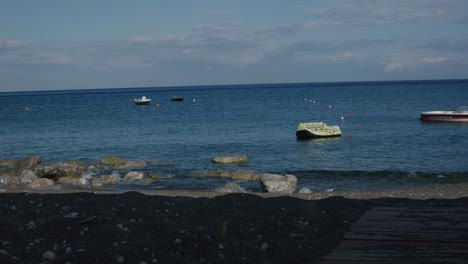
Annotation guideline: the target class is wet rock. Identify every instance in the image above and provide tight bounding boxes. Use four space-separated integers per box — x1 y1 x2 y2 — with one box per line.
91 178 103 187
260 174 297 193
0 159 15 167
42 250 56 260
26 178 54 189
122 171 145 182
58 176 88 186
101 156 126 166
14 155 41 174
0 175 11 184
37 162 83 180
94 174 121 185
298 187 312 194
0 169 14 177
216 183 247 193
19 169 38 183
147 173 175 179
211 155 248 164
190 170 260 181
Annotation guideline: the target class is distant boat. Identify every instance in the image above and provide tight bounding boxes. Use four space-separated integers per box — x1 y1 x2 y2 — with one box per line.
134 96 152 105
296 122 342 139
421 106 468 122
170 96 184 101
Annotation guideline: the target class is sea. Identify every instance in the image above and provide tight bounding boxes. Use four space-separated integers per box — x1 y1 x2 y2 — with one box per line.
1 80 467 192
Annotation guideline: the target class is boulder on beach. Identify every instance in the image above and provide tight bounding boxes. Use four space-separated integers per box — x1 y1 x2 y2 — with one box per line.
19 169 38 183
14 155 41 174
94 174 121 185
26 178 54 189
37 162 83 180
211 155 248 164
260 173 297 193
58 176 88 186
298 187 312 194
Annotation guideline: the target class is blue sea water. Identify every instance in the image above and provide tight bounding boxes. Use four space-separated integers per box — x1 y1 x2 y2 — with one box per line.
1 80 467 191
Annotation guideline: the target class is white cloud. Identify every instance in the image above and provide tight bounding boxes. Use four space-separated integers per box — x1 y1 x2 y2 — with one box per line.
420 57 447 64
303 0 468 27
0 38 25 49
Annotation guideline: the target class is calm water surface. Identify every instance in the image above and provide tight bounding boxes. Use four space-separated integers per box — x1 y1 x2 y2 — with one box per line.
1 80 467 191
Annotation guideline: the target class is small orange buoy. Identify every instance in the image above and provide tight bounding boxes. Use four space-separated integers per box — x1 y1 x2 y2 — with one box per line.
346 134 351 139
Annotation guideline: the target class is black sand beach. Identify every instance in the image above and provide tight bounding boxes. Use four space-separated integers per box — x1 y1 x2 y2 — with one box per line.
2 184 468 264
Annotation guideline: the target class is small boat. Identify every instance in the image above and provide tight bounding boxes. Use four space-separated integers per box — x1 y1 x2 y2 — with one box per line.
296 122 342 139
170 96 184 101
421 106 468 122
134 96 152 105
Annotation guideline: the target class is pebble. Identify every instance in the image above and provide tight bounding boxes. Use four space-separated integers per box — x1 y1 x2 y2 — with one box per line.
260 243 269 250
42 250 56 260
65 212 78 218
116 255 124 263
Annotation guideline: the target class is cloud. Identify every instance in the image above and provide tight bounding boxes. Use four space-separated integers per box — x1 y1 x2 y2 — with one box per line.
0 38 25 49
303 0 468 27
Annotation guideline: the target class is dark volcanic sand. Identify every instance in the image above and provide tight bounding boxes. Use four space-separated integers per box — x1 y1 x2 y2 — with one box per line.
1 191 468 264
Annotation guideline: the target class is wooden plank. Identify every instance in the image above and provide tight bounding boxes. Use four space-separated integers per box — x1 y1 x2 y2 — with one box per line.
344 230 468 242
320 206 468 263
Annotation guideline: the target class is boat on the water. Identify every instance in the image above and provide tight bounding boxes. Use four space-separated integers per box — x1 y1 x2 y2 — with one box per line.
296 122 342 139
170 96 184 101
134 96 152 105
420 106 468 122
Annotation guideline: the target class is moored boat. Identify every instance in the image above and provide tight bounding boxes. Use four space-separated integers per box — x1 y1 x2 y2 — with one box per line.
296 122 342 139
170 96 184 101
134 96 152 105
421 106 468 122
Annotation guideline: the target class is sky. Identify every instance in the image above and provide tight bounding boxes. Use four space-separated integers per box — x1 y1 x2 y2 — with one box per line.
1 0 467 92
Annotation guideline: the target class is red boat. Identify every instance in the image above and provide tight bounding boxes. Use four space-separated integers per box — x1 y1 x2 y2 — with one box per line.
421 106 468 122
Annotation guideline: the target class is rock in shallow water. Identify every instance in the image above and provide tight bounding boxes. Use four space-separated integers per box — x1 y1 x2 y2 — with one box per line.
211 155 248 164
26 178 54 189
260 174 297 193
14 155 41 174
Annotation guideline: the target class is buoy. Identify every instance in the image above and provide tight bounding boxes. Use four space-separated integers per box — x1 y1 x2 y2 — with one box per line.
346 134 351 139
25 107 29 112
192 98 196 103
155 103 160 107
340 116 345 121
329 105 332 109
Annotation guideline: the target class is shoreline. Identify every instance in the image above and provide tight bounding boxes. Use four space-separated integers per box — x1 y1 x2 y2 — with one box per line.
2 181 468 200
1 183 468 263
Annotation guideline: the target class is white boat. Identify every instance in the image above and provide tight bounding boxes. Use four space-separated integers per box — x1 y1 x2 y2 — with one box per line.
296 122 342 139
134 96 152 105
421 106 468 122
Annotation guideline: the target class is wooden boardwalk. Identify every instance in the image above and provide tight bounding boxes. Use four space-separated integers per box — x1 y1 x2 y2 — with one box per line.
320 207 468 263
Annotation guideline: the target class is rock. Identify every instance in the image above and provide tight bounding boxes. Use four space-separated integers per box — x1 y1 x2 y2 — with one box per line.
211 155 248 164
122 171 145 182
42 250 56 260
19 169 38 183
114 160 147 170
26 178 54 189
14 155 41 174
147 173 175 179
91 178 102 187
58 176 88 186
260 174 297 193
298 187 312 194
190 170 260 181
100 156 127 166
94 174 121 185
0 175 11 184
0 159 15 167
0 169 14 177
222 170 260 181
216 183 247 193
37 162 83 180
150 161 174 167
